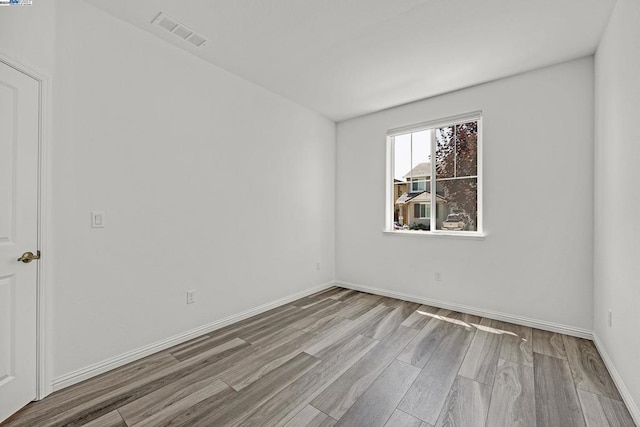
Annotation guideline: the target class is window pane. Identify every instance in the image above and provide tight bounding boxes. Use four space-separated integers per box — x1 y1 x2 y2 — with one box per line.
436 178 477 231
394 134 411 181
408 131 430 197
435 126 455 179
455 122 478 177
436 122 478 179
411 130 430 174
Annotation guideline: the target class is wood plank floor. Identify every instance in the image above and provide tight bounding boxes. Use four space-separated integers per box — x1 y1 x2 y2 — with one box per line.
2 287 635 427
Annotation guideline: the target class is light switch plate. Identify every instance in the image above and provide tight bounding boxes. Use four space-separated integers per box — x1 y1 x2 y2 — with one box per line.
91 211 105 228
187 290 196 304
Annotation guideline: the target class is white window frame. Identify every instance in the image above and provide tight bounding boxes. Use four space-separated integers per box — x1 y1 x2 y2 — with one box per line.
385 111 484 238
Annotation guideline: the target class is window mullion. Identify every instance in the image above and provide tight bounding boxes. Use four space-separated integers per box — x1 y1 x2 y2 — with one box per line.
410 132 413 188
430 129 436 231
454 124 457 179
388 136 394 230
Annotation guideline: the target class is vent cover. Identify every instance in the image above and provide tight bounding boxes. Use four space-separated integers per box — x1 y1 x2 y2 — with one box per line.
187 34 206 47
151 12 207 47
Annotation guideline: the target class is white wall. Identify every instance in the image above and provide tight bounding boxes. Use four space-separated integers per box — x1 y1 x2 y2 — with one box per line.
47 0 335 378
0 1 55 75
594 0 640 419
336 58 594 330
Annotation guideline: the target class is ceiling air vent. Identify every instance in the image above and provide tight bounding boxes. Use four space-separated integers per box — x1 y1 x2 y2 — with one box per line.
151 12 207 47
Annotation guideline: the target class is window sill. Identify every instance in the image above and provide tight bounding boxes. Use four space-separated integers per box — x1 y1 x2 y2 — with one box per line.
383 230 486 240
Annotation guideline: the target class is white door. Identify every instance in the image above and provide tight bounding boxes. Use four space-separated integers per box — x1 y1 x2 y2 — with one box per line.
0 60 40 423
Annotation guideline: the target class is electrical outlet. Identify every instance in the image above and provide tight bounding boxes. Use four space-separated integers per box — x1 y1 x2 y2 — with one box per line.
608 309 612 327
91 211 105 228
186 290 196 304
316 261 321 270
435 272 442 282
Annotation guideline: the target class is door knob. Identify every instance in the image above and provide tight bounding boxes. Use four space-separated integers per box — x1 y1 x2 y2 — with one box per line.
17 251 40 263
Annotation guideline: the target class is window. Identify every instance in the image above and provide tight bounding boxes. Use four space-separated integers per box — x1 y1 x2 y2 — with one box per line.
414 203 430 219
410 180 427 192
387 112 482 234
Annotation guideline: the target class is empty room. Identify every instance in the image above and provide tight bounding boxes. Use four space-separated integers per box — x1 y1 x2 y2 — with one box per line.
0 0 638 426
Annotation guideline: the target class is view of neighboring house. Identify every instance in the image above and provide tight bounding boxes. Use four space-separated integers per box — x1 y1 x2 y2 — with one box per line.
394 162 447 229
393 183 406 225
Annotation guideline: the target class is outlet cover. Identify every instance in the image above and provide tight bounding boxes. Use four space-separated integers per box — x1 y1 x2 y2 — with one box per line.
187 290 196 304
91 211 105 228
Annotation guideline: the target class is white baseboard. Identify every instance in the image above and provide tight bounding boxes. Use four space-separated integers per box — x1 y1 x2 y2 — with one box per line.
50 281 335 392
335 280 593 339
592 333 640 426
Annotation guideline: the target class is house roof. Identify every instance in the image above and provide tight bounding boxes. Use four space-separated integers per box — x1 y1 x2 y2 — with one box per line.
395 191 446 205
411 191 447 203
403 162 431 179
395 193 416 204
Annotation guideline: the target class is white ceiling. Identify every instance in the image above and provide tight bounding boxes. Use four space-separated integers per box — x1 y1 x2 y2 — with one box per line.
82 0 616 121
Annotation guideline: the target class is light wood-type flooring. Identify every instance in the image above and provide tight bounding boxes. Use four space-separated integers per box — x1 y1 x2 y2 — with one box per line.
2 287 636 427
